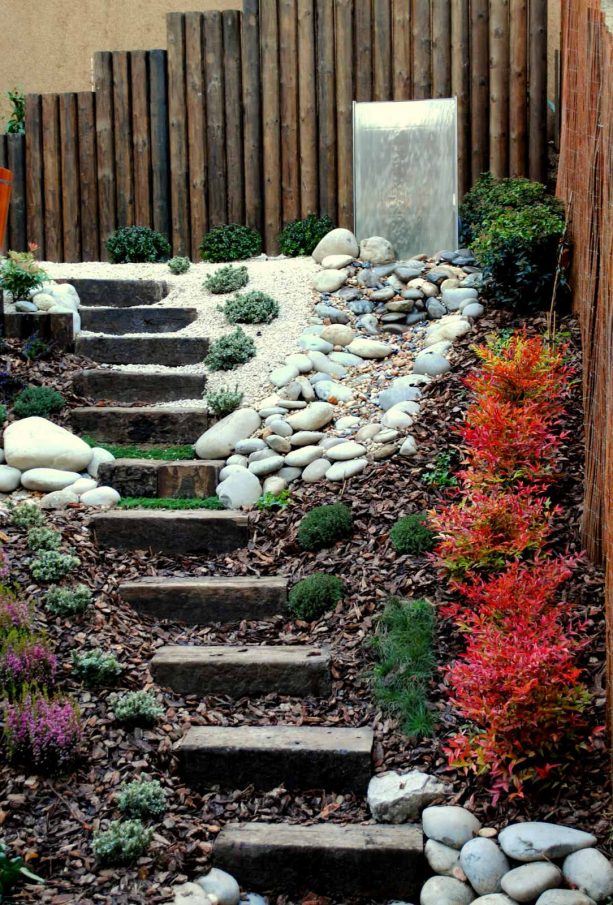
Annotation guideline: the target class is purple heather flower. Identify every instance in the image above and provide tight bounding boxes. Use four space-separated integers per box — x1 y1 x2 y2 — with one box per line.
4 694 82 772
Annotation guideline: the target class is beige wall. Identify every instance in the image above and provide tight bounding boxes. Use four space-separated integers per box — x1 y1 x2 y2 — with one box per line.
0 0 241 123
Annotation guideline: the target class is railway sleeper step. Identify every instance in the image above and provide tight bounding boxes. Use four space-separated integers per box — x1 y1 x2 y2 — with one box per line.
90 510 248 554
59 277 169 307
79 305 197 335
73 369 206 404
75 334 209 366
97 458 222 498
70 406 209 445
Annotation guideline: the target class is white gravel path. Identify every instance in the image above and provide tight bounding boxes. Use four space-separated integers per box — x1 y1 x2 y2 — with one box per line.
41 257 318 406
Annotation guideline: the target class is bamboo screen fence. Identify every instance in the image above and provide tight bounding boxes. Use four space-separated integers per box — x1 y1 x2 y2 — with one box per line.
556 0 613 742
1 0 550 260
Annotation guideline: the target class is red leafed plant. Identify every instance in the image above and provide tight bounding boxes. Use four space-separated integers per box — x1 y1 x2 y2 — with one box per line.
444 607 590 800
431 487 556 579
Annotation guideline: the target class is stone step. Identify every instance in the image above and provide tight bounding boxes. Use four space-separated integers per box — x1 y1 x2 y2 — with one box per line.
119 575 287 624
213 823 424 901
70 406 208 445
97 458 222 498
73 369 206 403
60 277 168 307
176 725 373 793
75 334 209 366
151 645 331 697
90 510 248 554
80 305 197 335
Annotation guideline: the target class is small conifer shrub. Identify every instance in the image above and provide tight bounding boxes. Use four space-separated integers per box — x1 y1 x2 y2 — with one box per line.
390 513 436 555
288 573 343 621
297 503 353 551
205 327 256 371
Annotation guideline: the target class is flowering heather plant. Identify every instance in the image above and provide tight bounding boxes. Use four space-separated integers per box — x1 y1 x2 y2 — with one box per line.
0 590 31 638
4 694 82 772
0 633 57 696
0 546 10 582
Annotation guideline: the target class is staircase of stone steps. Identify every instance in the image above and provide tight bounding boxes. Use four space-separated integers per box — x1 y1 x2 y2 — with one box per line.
70 406 210 445
74 369 207 403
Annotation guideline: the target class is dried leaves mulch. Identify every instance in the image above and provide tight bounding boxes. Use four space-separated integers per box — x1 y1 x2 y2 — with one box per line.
1 314 610 905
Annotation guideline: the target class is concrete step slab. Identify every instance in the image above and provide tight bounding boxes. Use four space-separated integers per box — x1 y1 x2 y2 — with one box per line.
73 369 206 403
70 406 208 444
151 645 331 697
176 725 373 793
80 306 197 334
75 334 209 366
213 822 424 900
90 510 248 554
119 575 287 624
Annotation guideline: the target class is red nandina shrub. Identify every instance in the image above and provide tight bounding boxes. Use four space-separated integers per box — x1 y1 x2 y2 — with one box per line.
431 487 556 579
466 331 573 420
445 608 590 800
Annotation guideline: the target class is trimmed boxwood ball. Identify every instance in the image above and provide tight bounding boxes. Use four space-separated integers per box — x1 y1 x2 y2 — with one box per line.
105 226 171 263
297 503 353 551
278 213 335 256
390 513 436 555
288 573 344 621
199 224 262 263
13 385 65 418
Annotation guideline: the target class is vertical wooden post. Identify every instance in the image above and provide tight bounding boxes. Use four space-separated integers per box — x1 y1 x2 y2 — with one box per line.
223 11 244 226
93 52 116 258
41 95 63 262
489 0 510 177
204 11 227 228
392 0 411 100
316 0 337 222
412 0 432 100
335 0 354 228
7 135 26 252
167 13 190 254
528 0 547 182
260 0 282 250
0 135 8 253
241 0 263 233
25 94 45 257
354 0 372 103
59 93 81 262
470 0 489 182
184 12 207 258
279 0 300 225
77 92 99 262
131 50 152 229
112 51 134 227
373 0 392 101
452 0 471 196
509 0 527 176
432 0 451 98
297 0 318 217
149 49 171 242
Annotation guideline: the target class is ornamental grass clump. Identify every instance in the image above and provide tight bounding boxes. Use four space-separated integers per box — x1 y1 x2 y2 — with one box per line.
30 550 80 583
0 634 57 697
27 527 62 552
44 585 92 617
118 779 167 819
297 503 353 551
13 386 65 418
203 264 249 294
221 290 279 324
71 649 122 687
390 513 436 555
92 819 153 866
4 694 81 772
205 327 256 371
288 573 343 621
112 690 164 727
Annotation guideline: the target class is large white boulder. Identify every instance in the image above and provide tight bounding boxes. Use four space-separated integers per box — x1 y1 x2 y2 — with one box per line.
368 770 447 823
4 417 93 472
499 822 597 863
313 268 348 293
216 470 262 509
21 468 82 492
195 408 261 460
312 228 359 264
359 236 396 264
80 486 120 508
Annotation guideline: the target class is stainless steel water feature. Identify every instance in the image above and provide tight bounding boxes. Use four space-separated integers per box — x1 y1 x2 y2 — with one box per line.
353 98 458 260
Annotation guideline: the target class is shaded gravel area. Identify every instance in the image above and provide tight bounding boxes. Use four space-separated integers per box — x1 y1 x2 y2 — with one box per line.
1 314 610 905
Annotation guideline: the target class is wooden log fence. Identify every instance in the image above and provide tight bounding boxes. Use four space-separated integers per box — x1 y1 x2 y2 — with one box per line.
3 0 551 260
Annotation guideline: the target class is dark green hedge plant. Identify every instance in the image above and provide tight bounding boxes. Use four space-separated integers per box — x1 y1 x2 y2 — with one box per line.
459 172 560 246
199 224 262 263
297 503 353 551
288 573 343 621
106 227 171 264
278 213 335 256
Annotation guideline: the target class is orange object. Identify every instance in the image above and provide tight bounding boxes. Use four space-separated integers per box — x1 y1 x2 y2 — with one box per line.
0 167 11 250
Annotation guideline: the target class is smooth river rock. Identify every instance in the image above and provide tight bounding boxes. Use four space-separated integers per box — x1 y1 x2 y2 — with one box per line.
4 417 93 472
563 849 613 902
286 402 335 431
313 268 349 293
360 235 396 265
301 458 330 482
422 806 482 850
326 441 366 462
425 839 462 877
325 457 367 481
320 324 356 347
195 408 261 460
196 867 241 905
346 338 392 359
501 864 563 902
87 447 115 478
368 770 447 824
413 350 451 377
80 486 121 508
312 228 359 264
498 823 597 863
420 875 475 905
460 837 510 896
216 470 262 509
0 465 22 493
21 468 82 492
536 892 597 905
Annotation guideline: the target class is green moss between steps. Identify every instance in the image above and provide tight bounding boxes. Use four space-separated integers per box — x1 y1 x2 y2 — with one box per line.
117 497 224 511
83 437 196 461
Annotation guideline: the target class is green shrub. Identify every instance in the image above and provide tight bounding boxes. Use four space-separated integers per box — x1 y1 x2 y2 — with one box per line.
472 203 566 312
0 841 44 898
288 573 343 621
71 649 122 686
112 690 164 726
9 503 44 530
297 503 353 551
118 496 223 510
370 597 436 737
105 226 171 264
30 551 80 583
5 89 26 135
0 250 47 300
13 386 65 418
27 527 62 552
205 327 256 371
204 264 249 294
221 290 279 325
92 819 153 866
205 384 244 417
21 334 52 362
118 779 167 819
390 513 435 555
0 404 7 426
459 172 561 246
44 585 93 617
278 213 335 256
168 255 191 275
256 489 291 510
199 224 262 263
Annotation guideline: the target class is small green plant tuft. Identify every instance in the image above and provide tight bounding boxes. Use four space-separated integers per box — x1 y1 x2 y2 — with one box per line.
30 551 80 583
27 527 62 552
370 596 436 737
10 503 45 530
199 224 262 263
204 264 249 294
288 573 343 621
5 89 26 135
118 779 167 819
221 290 280 325
256 489 291 511
205 384 244 418
44 585 93 617
13 385 65 419
0 841 45 898
0 250 47 300
297 503 353 551
205 327 256 371
82 437 195 460
112 690 164 727
421 453 458 489
71 649 122 687
0 404 6 426
105 226 171 264
118 496 224 510
92 819 153 866
278 213 335 256
390 513 436 555
168 255 191 274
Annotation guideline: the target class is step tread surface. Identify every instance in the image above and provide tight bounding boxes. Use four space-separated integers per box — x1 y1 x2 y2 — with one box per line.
73 369 206 403
179 725 372 752
91 509 249 554
76 334 209 366
70 405 208 443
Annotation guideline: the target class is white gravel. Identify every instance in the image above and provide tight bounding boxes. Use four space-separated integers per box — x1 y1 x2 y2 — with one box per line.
41 257 318 406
